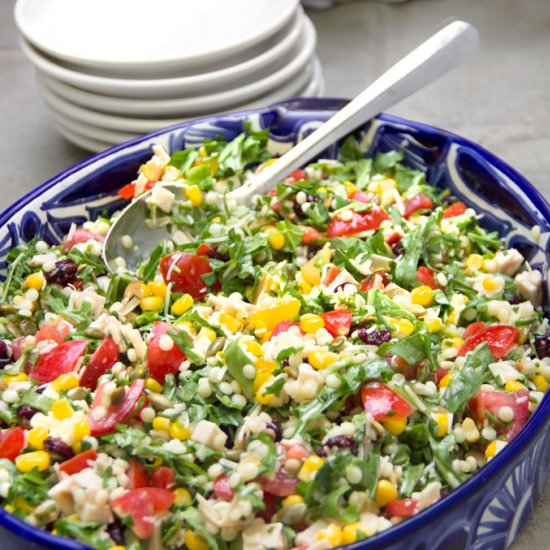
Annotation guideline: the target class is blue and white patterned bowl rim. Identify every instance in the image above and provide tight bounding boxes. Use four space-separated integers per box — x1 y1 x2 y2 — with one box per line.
0 97 549 549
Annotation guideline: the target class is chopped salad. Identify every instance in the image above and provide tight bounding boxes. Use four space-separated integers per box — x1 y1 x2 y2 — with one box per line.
0 128 548 550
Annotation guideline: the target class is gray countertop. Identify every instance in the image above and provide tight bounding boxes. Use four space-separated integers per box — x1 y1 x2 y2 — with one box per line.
1 0 549 548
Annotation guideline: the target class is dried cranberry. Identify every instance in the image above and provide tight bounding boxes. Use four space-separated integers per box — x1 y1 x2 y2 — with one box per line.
107 519 125 545
206 245 229 262
293 201 306 219
391 241 404 257
45 259 78 286
358 326 392 346
534 335 550 359
265 420 282 442
504 292 522 305
307 194 322 204
44 437 74 460
323 435 358 454
307 245 321 259
0 340 13 367
16 405 38 420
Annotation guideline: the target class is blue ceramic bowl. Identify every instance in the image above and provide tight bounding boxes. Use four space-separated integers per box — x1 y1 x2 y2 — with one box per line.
1 98 549 550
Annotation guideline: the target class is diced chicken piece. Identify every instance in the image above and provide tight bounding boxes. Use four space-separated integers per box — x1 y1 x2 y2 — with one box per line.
295 520 332 550
489 361 522 383
515 269 543 307
484 249 524 276
192 420 227 450
242 520 287 550
68 287 106 319
146 185 175 213
413 481 442 511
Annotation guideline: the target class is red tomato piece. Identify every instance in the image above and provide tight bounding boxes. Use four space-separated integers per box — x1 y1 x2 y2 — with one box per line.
443 201 467 219
435 367 448 385
151 466 176 490
327 207 390 238
361 382 413 422
270 320 301 339
301 226 324 245
30 340 89 384
118 181 156 200
146 322 186 383
403 193 434 219
160 253 212 300
262 470 299 497
458 325 519 360
88 379 145 436
320 310 352 337
394 357 418 381
196 243 211 256
0 428 25 461
386 232 402 246
58 449 98 476
322 267 342 286
360 273 389 292
62 228 104 250
34 325 68 345
416 266 438 290
385 498 418 518
213 475 235 501
286 169 306 184
349 190 371 203
468 389 529 440
463 322 487 340
112 487 174 540
128 459 149 489
258 491 278 522
79 337 119 390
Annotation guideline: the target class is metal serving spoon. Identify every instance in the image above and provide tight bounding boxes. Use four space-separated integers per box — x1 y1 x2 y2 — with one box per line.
103 20 479 273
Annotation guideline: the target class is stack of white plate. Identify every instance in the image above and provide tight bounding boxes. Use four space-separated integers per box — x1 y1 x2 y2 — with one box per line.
15 0 324 152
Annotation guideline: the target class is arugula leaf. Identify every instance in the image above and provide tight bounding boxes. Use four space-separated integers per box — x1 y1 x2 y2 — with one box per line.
251 434 277 475
374 150 404 172
140 241 167 283
168 148 199 172
444 343 493 413
399 463 424 497
54 518 112 550
224 337 254 398
378 333 426 365
18 388 54 414
394 216 437 289
339 136 364 162
430 435 465 489
7 468 49 507
168 328 204 365
365 289 416 323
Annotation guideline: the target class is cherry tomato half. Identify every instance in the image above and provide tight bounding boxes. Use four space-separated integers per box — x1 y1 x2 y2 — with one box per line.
58 449 98 476
458 325 519 360
327 207 390 238
320 310 352 337
30 340 89 384
0 428 25 461
79 337 119 390
146 322 186 383
443 201 467 219
361 382 412 422
160 252 212 300
403 193 434 219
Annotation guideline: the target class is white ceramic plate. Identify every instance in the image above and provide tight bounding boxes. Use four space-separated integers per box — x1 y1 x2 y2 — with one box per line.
48 61 324 152
20 15 316 99
39 58 320 135
15 0 299 73
32 13 309 115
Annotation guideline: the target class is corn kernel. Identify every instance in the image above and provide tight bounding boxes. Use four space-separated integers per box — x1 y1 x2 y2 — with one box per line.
427 318 443 332
152 417 171 432
344 181 357 195
197 327 217 341
439 373 453 388
51 372 79 393
298 455 324 482
253 358 277 393
3 373 28 386
298 279 313 295
374 479 398 508
170 422 192 441
184 530 209 550
16 451 50 473
532 374 548 392
462 417 480 443
342 523 366 544
482 277 499 292
317 524 343 546
108 547 126 550
52 399 74 420
434 413 449 437
485 441 498 459
282 494 304 507
140 161 162 182
382 415 407 436
265 227 285 251
308 350 338 370
255 385 275 405
465 254 484 270
174 487 192 507
4 505 14 513
145 377 163 394
28 427 48 450
219 313 242 333
390 318 415 338
147 281 167 298
300 314 325 334
140 296 164 311
505 380 525 392
411 285 434 307
244 340 263 357
252 299 301 332
301 259 321 286
24 272 46 291
185 185 203 207
171 294 194 316
73 421 91 442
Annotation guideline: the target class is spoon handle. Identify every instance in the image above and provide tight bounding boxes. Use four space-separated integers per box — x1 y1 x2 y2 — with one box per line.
228 20 479 202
